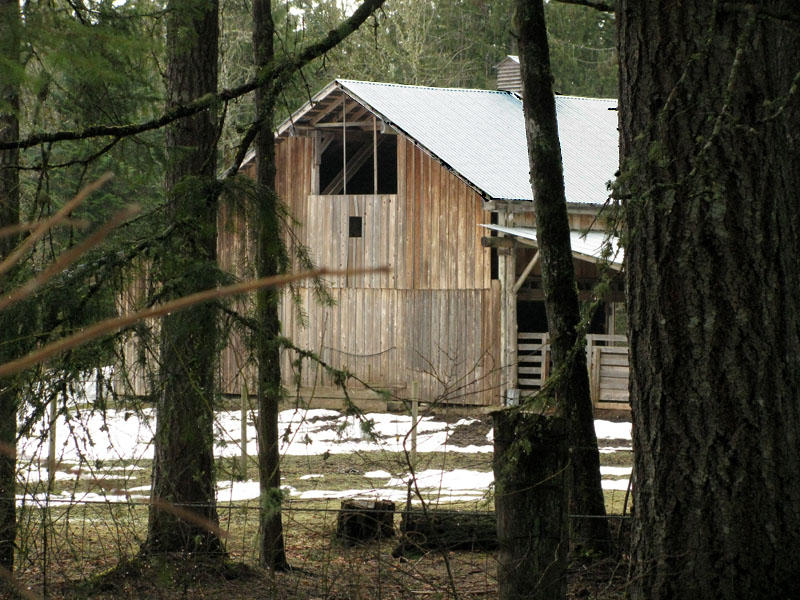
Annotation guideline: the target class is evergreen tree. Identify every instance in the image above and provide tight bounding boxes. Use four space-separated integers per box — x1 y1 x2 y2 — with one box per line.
618 2 800 596
515 0 611 557
143 0 224 555
0 0 22 583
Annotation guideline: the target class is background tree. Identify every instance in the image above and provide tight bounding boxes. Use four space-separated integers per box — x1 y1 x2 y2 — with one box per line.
618 2 800 597
252 0 289 571
0 0 22 584
515 0 611 556
545 1 616 97
246 0 388 570
144 0 223 555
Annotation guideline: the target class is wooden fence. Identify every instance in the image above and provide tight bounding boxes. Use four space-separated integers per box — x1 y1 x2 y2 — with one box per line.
517 332 630 410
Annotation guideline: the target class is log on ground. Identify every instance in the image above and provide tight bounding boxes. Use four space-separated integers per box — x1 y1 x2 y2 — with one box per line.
392 509 497 555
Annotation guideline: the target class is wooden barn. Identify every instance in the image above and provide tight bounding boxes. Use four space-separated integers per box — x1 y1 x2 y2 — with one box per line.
215 78 626 409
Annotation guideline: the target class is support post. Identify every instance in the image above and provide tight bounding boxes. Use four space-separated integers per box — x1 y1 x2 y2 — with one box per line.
47 391 58 485
410 381 418 469
498 213 518 400
240 381 249 480
493 410 568 600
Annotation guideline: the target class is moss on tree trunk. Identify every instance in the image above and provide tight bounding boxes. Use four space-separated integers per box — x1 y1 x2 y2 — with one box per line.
515 0 612 555
618 2 800 597
144 0 223 556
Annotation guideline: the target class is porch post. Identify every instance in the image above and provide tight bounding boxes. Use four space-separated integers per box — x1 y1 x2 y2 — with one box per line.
498 212 518 402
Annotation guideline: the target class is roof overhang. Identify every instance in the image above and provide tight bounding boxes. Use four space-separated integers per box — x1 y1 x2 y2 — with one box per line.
480 224 623 269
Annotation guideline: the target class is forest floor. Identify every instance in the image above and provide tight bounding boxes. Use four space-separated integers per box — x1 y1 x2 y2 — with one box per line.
12 405 633 599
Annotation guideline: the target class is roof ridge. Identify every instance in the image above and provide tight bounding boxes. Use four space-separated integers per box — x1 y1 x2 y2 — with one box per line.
337 78 515 96
556 94 617 103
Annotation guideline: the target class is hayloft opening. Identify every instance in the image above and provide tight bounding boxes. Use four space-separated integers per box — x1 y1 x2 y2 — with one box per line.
319 131 397 195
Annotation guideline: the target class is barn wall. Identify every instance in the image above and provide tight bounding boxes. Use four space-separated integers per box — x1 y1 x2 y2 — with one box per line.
282 135 492 291
216 133 502 405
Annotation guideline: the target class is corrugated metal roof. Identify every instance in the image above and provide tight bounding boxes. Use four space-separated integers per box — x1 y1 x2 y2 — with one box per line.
336 79 617 204
480 225 624 267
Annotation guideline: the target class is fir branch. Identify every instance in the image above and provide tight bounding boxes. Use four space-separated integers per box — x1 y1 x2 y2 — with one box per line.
0 0 387 152
0 265 388 378
0 204 140 312
0 173 113 277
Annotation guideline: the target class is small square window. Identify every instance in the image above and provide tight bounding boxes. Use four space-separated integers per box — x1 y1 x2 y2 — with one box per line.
349 216 363 238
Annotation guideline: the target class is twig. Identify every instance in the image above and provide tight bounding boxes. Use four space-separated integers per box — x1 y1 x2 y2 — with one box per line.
0 266 388 378
0 218 89 239
0 172 113 278
0 205 140 312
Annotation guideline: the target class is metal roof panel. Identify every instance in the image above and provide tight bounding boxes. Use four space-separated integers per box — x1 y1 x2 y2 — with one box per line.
337 80 617 204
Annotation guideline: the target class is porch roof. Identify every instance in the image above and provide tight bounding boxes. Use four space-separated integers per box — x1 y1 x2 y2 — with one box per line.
480 225 624 269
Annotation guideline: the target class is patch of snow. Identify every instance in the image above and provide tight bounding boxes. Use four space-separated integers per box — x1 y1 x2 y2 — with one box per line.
364 470 392 479
600 466 632 476
216 480 262 502
594 420 632 440
300 474 324 480
387 469 494 492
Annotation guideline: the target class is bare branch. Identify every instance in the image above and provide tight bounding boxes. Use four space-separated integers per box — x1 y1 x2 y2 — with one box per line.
0 172 113 278
0 265 388 378
0 205 140 312
0 0 387 152
0 218 89 239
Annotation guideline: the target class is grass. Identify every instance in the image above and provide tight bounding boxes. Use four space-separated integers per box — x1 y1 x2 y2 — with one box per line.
11 414 633 599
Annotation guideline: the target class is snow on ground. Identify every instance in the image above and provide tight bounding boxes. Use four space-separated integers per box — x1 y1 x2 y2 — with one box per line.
594 420 632 440
16 376 632 504
600 466 632 476
364 470 392 479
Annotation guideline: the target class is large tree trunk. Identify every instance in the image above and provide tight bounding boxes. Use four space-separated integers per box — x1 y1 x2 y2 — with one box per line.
618 3 800 597
515 0 611 554
252 0 289 571
144 0 223 555
0 0 20 582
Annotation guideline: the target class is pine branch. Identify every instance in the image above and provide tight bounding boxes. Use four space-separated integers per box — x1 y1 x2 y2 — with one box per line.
0 0 387 152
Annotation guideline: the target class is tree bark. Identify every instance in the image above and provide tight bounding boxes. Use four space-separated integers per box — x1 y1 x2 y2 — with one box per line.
0 0 21 582
144 0 223 555
514 0 611 554
494 411 568 600
618 2 800 597
252 0 289 571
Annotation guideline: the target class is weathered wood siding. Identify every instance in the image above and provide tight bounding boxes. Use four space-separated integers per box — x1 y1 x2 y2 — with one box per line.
216 134 502 405
279 285 500 405
496 57 523 95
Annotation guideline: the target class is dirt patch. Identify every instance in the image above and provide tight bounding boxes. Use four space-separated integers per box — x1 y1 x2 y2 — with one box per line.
446 416 493 448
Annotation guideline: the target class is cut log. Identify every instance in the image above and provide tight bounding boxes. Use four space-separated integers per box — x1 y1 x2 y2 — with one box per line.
392 509 497 556
336 499 395 545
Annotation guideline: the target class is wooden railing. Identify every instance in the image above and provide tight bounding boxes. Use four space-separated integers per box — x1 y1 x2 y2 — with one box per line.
517 332 630 409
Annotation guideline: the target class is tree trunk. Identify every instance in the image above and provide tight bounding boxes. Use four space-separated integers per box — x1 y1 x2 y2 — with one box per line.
618 3 800 597
253 0 288 571
0 0 20 582
514 0 611 554
494 410 567 600
144 0 223 555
